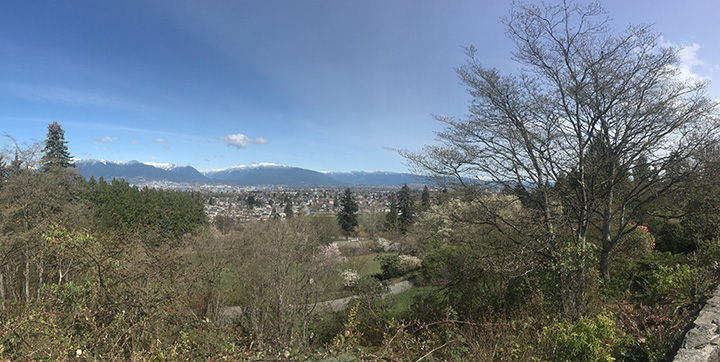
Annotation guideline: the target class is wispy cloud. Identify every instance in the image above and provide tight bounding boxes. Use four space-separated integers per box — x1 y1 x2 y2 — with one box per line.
3 84 148 110
218 133 269 149
92 136 118 145
130 140 139 144
153 138 166 143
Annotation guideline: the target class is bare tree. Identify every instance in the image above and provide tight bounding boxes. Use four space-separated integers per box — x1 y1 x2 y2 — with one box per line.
404 0 717 290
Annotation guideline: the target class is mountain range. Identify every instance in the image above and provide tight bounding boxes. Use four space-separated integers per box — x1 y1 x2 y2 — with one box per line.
75 159 424 187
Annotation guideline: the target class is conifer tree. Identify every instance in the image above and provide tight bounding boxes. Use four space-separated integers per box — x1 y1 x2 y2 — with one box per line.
397 184 415 233
41 122 74 171
284 199 294 219
421 185 431 211
337 188 358 237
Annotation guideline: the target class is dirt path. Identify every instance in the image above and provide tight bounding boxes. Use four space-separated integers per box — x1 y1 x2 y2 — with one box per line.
217 278 417 324
318 279 415 312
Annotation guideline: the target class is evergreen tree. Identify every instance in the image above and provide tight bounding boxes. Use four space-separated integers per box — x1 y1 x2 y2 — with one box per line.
41 122 74 171
385 192 399 232
246 194 256 210
0 155 6 185
337 188 358 237
397 184 415 233
284 199 294 219
9 151 22 175
421 185 431 211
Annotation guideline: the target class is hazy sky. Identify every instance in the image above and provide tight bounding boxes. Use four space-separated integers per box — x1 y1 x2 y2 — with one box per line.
1 1 719 172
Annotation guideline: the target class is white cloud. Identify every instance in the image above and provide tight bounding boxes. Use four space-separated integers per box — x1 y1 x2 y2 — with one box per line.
153 138 166 143
92 136 118 145
677 43 709 82
130 140 139 144
661 39 716 83
218 133 269 149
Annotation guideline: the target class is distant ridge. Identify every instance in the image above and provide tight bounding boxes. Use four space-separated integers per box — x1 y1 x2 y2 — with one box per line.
75 159 207 183
204 164 346 187
75 159 425 187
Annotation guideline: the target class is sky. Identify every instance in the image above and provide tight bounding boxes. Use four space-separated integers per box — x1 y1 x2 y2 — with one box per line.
1 0 719 173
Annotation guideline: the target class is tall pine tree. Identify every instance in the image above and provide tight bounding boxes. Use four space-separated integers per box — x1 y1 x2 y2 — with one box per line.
284 199 294 219
41 122 74 172
337 188 358 237
421 185 431 211
397 184 415 234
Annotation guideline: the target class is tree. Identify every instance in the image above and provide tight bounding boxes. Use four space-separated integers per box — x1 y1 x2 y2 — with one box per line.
404 0 717 294
421 185 431 211
397 184 415 233
41 122 74 172
284 199 294 219
337 188 359 237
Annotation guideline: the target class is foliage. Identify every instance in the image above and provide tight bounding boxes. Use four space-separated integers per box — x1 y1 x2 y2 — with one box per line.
337 188 359 237
85 177 207 240
375 254 401 280
342 269 359 288
398 255 422 272
421 185 431 211
384 192 399 232
403 0 718 289
613 302 693 362
41 121 74 171
229 219 343 347
541 314 618 362
397 184 415 234
284 198 294 218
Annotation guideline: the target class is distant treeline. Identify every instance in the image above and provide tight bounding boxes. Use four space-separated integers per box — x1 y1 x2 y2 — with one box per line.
86 176 207 240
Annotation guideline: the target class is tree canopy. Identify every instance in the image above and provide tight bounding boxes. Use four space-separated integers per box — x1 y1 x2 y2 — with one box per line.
337 188 359 236
404 0 719 306
41 122 74 171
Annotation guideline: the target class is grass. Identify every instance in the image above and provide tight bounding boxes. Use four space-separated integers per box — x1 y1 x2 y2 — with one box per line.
345 252 393 277
387 286 440 315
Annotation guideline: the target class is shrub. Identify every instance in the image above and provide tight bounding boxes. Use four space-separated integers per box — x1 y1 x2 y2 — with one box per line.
342 269 360 288
696 237 720 269
375 255 401 279
644 263 709 305
542 314 618 362
398 255 422 273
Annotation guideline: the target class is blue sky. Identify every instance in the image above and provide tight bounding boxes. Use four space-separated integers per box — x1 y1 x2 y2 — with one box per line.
1 1 719 173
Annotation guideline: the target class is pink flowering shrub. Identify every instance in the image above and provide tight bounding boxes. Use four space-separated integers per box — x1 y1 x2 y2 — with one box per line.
634 224 656 251
616 223 655 262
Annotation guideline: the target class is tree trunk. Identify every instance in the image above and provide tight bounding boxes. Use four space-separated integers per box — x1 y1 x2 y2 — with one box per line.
0 271 5 312
24 256 30 303
600 247 611 281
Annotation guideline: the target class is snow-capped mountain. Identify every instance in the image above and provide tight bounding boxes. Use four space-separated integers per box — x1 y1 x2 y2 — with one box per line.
203 164 346 186
75 159 208 183
75 159 425 187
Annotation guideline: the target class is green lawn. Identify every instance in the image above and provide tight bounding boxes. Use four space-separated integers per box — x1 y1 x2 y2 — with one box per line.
345 252 392 277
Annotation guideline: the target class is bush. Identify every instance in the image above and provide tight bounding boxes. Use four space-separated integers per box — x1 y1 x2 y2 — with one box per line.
342 269 360 288
696 237 720 269
398 255 422 273
644 263 710 305
375 255 401 279
542 314 618 362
